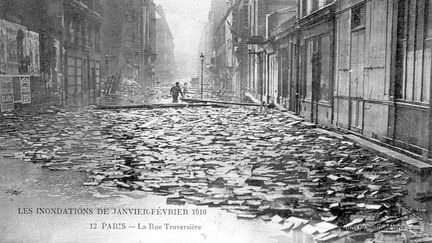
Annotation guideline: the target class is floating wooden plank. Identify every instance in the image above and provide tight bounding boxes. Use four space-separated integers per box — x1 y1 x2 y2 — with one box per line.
182 98 260 107
245 92 261 104
96 103 228 110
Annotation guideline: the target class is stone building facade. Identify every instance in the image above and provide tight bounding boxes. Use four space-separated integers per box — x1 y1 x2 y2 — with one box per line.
155 5 175 86
102 0 157 88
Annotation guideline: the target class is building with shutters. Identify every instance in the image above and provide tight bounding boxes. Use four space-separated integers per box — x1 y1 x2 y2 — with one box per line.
297 0 432 158
334 0 432 157
228 0 432 158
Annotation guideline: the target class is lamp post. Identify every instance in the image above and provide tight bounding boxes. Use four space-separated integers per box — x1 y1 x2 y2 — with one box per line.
200 53 204 99
247 36 265 112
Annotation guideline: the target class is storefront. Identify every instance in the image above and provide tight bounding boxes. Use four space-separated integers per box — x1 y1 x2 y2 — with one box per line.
298 2 335 125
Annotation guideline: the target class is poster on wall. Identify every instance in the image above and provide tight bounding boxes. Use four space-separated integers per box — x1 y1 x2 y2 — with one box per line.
6 21 18 74
20 76 31 104
27 31 35 75
23 29 30 62
0 76 14 111
31 31 40 76
0 20 7 74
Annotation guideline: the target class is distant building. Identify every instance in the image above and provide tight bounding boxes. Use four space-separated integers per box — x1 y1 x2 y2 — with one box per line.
102 0 157 88
199 0 237 99
200 0 294 102
155 5 175 86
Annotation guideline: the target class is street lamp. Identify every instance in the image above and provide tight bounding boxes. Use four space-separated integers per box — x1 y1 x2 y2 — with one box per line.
247 36 265 112
200 53 205 99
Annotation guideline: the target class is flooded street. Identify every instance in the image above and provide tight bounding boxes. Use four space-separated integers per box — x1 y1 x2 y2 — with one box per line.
3 0 432 241
0 157 290 243
1 105 432 242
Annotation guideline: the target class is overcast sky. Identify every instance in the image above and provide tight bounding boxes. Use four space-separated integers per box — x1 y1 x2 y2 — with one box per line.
154 0 213 78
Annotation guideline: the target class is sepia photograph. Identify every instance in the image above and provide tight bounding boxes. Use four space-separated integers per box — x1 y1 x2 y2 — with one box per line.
1 0 432 242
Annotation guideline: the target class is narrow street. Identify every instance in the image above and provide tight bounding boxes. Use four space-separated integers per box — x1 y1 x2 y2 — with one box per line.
1 105 432 242
3 0 432 242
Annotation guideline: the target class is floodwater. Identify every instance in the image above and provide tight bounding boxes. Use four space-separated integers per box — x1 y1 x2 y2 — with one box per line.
404 171 432 225
4 152 432 243
0 156 300 243
2 93 432 242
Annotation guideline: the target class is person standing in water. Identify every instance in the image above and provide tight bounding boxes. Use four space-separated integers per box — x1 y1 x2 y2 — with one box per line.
170 82 184 103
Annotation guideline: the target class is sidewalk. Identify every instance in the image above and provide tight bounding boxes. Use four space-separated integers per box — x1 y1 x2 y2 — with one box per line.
284 111 432 176
244 95 432 174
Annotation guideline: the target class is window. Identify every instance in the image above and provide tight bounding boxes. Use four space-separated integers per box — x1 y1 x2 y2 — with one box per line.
76 58 82 93
302 0 334 17
67 57 83 96
68 20 75 44
76 20 82 45
311 0 319 12
395 0 431 102
320 35 331 101
301 0 308 17
351 4 366 29
67 57 76 95
95 61 101 92
83 23 88 47
95 26 100 51
88 25 93 48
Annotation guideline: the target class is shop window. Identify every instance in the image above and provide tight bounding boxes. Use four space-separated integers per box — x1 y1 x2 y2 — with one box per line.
351 4 366 29
67 57 76 95
66 57 83 95
96 61 101 92
76 58 82 93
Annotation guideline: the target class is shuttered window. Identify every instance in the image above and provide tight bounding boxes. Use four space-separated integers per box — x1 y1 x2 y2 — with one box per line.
396 0 430 103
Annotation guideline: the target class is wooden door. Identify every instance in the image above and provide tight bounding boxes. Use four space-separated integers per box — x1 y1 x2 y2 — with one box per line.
311 39 321 123
350 28 366 132
271 55 278 103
